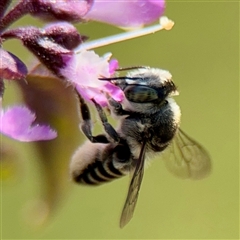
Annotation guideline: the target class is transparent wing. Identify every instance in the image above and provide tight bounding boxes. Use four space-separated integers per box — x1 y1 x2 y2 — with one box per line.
163 129 211 180
120 140 147 228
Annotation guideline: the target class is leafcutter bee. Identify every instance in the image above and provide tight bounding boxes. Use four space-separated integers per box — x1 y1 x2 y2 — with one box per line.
70 66 211 228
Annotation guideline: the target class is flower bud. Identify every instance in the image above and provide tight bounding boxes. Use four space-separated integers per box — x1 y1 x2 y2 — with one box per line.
0 48 27 80
2 27 74 76
29 0 93 22
44 22 87 50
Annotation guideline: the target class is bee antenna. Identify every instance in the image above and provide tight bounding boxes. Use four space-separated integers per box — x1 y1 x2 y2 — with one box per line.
98 66 149 81
116 66 149 71
98 77 141 81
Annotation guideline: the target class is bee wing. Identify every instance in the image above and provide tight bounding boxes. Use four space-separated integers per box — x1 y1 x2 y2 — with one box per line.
163 129 211 180
120 140 147 228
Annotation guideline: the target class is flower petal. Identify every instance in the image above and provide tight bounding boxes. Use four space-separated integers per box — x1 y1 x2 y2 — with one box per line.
103 82 124 102
61 50 123 106
61 51 109 86
18 124 57 142
76 85 108 107
109 59 119 75
0 106 57 141
85 0 165 28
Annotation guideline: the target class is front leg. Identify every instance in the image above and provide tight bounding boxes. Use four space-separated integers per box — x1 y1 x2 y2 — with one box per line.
75 89 110 144
92 99 120 143
108 98 131 116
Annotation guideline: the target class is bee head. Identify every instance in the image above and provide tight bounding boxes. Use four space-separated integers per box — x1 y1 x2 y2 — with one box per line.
116 68 178 104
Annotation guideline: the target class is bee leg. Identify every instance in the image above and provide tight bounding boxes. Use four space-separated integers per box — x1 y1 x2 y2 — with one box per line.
108 98 131 116
92 134 110 143
92 99 120 143
75 90 110 143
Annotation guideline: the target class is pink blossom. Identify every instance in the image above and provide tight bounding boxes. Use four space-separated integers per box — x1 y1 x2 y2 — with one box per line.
0 106 57 142
85 0 165 28
60 50 124 106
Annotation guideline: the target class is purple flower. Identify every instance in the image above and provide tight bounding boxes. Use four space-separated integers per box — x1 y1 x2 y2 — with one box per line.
85 0 165 28
0 106 57 142
60 50 124 106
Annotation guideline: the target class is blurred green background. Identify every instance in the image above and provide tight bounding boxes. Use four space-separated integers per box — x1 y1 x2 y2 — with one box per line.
1 1 239 239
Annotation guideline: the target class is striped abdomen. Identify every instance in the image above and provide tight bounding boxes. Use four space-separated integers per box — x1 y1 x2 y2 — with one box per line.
70 139 132 185
74 158 126 185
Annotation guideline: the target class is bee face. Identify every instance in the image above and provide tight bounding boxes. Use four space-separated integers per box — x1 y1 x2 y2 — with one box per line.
71 66 211 228
110 68 179 117
114 68 178 102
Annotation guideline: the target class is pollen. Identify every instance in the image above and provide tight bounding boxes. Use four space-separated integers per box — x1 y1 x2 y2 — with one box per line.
160 16 175 31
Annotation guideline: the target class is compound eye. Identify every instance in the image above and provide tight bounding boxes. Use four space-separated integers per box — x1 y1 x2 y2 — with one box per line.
124 85 158 103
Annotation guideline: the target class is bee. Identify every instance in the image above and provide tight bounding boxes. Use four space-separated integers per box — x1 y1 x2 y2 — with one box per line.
70 66 211 228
